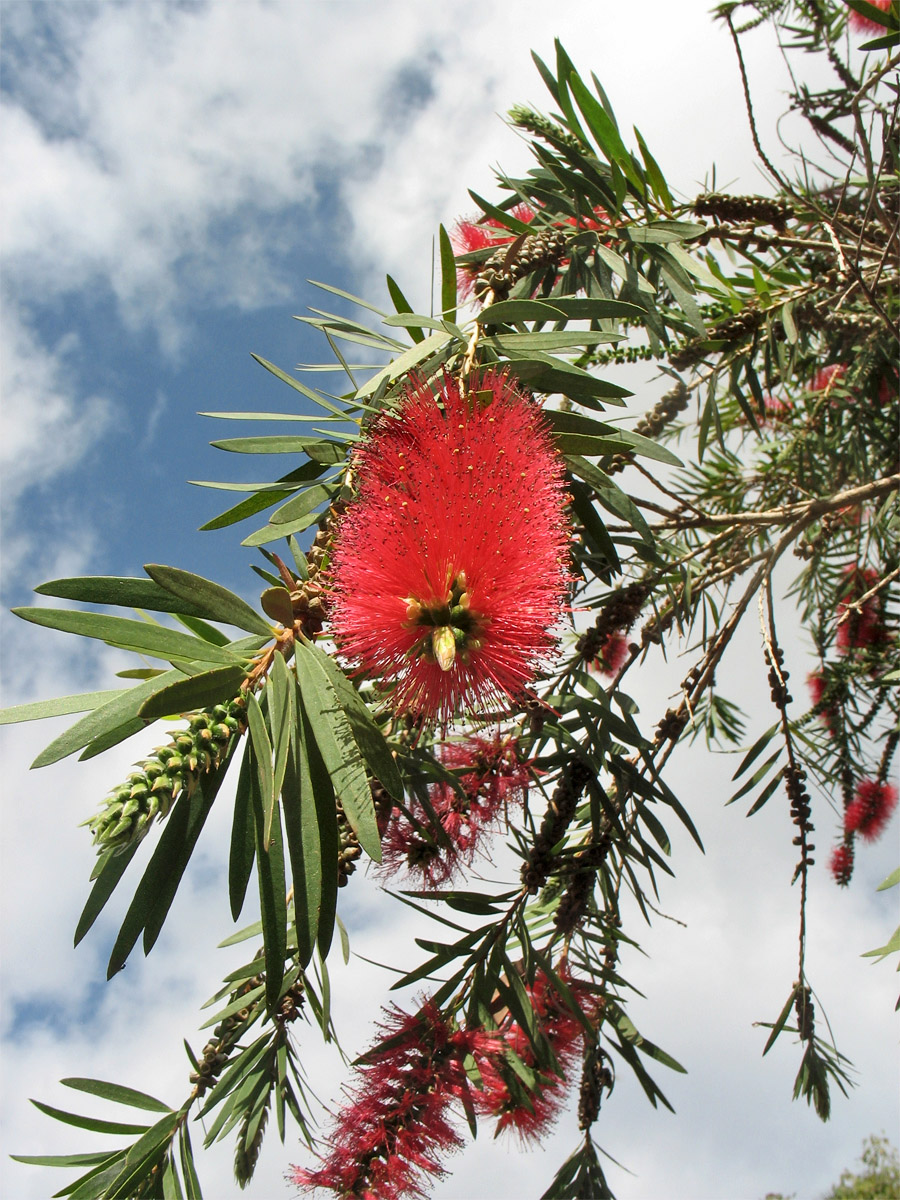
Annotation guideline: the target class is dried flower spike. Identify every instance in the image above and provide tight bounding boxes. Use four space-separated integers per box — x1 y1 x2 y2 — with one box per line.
329 371 570 722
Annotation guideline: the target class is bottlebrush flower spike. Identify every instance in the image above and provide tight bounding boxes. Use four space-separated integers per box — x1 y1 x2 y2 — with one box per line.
847 0 891 33
810 363 847 393
329 372 570 722
844 779 898 842
476 967 597 1141
807 670 838 733
380 734 531 884
835 565 887 653
829 842 854 886
588 631 629 678
290 1002 505 1200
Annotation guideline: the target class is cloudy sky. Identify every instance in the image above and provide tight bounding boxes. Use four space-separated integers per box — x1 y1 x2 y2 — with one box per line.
1 2 896 1199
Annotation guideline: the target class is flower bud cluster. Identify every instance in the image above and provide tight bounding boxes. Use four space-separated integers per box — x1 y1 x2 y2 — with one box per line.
86 699 247 853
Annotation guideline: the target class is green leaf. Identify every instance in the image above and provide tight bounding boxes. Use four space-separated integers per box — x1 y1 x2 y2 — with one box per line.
178 1125 202 1200
268 651 294 811
9 1152 122 1169
74 845 139 947
210 435 348 462
298 693 339 961
490 331 621 352
251 764 288 1010
477 299 568 324
249 352 348 415
61 1079 172 1114
29 1099 150 1137
294 644 382 862
143 565 272 636
32 669 187 769
101 1111 181 1200
439 223 457 323
877 867 900 891
305 643 404 800
0 690 125 726
356 331 452 400
12 608 240 667
385 274 424 343
229 746 256 921
269 481 337 526
138 665 247 720
568 73 643 190
33 577 214 618
246 693 276 849
634 125 673 208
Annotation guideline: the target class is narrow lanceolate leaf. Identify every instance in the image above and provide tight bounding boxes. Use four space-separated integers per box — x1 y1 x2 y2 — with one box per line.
294 643 381 861
229 745 257 922
99 1111 182 1200
0 690 125 726
32 669 187 769
12 608 241 666
29 1100 150 1137
438 222 457 323
61 1078 172 1113
295 691 340 962
268 651 294 808
144 565 273 636
246 692 276 849
305 642 404 800
250 762 288 1009
137 665 247 720
33 576 215 618
210 435 347 462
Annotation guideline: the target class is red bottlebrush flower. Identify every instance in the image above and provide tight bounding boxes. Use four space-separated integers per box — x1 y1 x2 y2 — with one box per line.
290 1003 505 1200
835 564 887 653
844 778 898 842
328 372 571 722
847 0 891 33
807 669 838 733
589 631 629 678
762 394 793 424
451 204 536 298
476 967 597 1141
380 734 531 884
878 370 898 406
809 363 847 394
829 842 854 886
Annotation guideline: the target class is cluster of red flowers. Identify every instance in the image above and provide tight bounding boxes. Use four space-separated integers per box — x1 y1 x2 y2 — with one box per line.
292 972 593 1197
473 968 597 1140
587 631 629 679
807 669 839 734
381 734 531 885
835 564 887 654
847 0 892 34
451 201 609 298
290 1003 505 1200
328 371 571 722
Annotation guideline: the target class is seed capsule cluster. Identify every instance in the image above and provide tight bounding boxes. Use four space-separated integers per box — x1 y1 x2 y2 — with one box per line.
577 1044 614 1131
606 380 690 475
693 192 793 228
553 836 611 935
337 782 394 887
576 582 650 664
189 970 266 1099
521 758 593 893
86 700 247 853
473 229 568 301
668 307 764 370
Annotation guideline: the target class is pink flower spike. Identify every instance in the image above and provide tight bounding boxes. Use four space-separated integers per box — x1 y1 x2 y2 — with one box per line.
329 372 571 722
844 779 898 842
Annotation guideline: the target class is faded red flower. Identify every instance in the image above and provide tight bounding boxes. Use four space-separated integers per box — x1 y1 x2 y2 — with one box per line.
475 967 597 1141
878 371 898 406
589 631 629 678
381 734 531 884
847 0 891 33
328 372 570 721
810 363 847 393
844 779 898 842
835 565 887 653
290 1003 505 1200
829 842 854 886
807 669 838 733
762 394 793 423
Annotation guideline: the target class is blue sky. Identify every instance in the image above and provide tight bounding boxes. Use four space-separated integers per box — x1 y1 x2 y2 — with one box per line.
1 3 897 1199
